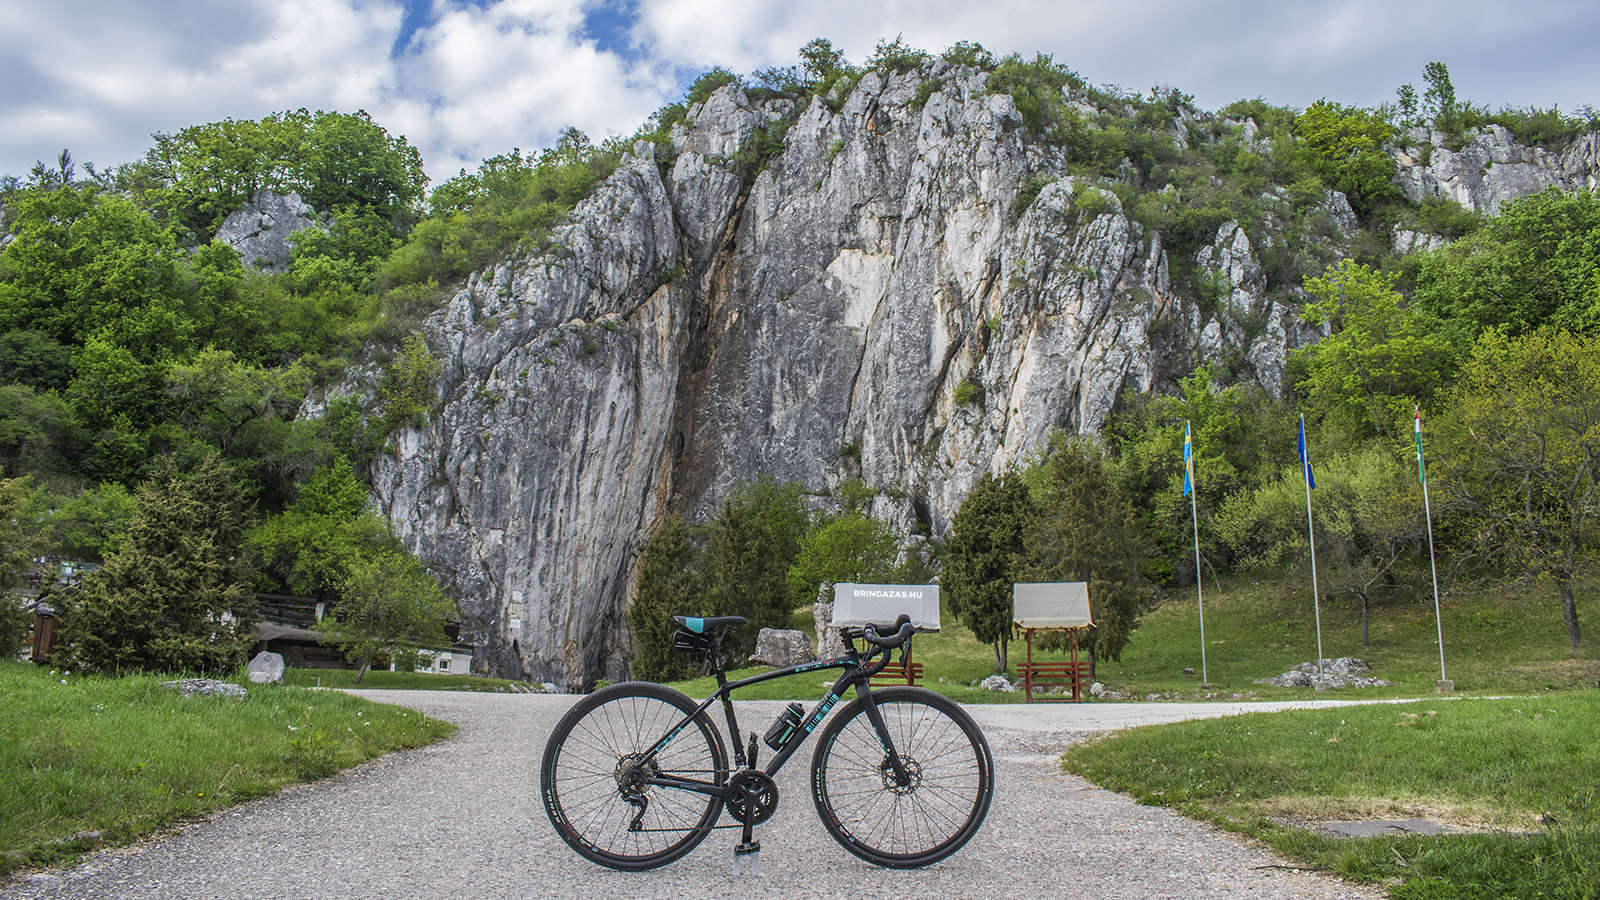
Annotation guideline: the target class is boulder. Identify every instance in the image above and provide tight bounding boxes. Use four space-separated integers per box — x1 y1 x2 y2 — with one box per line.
161 678 247 699
978 674 1015 693
248 651 286 684
749 628 816 668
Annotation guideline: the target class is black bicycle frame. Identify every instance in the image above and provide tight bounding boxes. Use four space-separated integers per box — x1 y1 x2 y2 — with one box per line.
639 635 912 798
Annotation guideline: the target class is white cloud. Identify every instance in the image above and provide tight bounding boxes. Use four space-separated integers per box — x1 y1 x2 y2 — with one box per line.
1 0 1596 186
381 0 677 177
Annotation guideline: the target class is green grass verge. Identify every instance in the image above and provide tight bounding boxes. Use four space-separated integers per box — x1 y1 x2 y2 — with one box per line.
1062 695 1600 898
0 660 455 874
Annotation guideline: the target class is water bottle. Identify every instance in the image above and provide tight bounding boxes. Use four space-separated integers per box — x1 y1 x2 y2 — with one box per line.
762 702 805 751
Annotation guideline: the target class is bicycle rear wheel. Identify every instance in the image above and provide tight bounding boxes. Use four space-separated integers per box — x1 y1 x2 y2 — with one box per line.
810 686 993 868
541 682 727 870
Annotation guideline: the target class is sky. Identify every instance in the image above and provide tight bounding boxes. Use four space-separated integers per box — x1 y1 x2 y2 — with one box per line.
2 0 1597 187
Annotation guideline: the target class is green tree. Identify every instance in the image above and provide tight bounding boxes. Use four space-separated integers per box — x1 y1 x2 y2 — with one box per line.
1291 100 1399 215
250 456 399 601
319 548 457 683
943 471 1034 673
143 109 427 234
0 185 186 352
54 455 258 674
628 515 701 682
378 332 441 440
1295 260 1456 441
1 477 50 658
1216 446 1426 644
701 496 791 661
731 475 810 570
1433 328 1600 657
1105 370 1294 581
1413 187 1600 340
1019 440 1152 668
0 330 73 392
1422 62 1460 134
786 512 902 608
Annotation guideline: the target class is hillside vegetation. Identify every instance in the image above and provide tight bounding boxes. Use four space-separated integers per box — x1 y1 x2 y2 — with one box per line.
3 38 1599 682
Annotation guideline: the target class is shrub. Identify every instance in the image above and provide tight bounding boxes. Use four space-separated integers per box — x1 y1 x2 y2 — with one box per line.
954 379 982 408
865 35 930 75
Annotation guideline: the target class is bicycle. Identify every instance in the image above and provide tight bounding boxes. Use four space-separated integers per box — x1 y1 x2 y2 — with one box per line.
539 612 994 873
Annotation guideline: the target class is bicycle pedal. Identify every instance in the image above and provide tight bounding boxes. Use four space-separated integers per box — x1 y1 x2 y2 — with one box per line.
733 842 761 877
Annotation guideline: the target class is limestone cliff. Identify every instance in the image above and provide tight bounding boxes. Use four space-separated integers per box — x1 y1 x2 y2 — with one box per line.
357 64 1589 686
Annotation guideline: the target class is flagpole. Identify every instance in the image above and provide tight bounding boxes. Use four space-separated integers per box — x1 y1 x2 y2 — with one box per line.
1300 415 1324 674
1186 420 1207 685
1417 408 1447 685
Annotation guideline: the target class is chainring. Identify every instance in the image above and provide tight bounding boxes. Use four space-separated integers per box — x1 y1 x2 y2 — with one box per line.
725 769 779 825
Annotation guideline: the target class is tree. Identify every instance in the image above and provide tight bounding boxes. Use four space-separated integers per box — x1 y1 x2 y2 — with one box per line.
1422 62 1460 134
1 476 50 658
701 496 791 661
731 475 810 571
143 109 427 234
1105 370 1295 581
250 456 399 601
786 512 902 608
1413 187 1600 341
943 471 1034 674
1019 440 1152 668
54 455 258 675
628 515 701 682
1292 100 1399 215
320 548 456 683
1295 260 1457 441
1216 446 1427 644
1433 328 1600 657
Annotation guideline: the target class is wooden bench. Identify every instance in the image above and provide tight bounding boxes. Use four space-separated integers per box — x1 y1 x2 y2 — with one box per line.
870 660 925 687
1015 659 1091 702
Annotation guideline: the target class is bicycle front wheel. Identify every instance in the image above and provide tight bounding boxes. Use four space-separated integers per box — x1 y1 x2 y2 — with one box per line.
541 682 727 870
811 686 994 868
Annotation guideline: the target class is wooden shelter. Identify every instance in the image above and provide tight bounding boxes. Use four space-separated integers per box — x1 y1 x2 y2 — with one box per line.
1012 582 1092 702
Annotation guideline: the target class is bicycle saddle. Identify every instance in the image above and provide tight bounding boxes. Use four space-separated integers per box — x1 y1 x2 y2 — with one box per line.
673 615 747 634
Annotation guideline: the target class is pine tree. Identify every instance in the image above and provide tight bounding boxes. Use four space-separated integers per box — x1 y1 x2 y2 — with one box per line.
628 515 701 682
1021 440 1151 667
701 497 789 662
56 455 258 675
944 471 1034 673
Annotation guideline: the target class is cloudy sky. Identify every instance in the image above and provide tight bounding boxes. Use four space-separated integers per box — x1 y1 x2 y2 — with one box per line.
3 0 1596 186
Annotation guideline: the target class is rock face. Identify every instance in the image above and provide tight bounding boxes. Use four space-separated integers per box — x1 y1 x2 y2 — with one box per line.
365 67 1593 687
216 191 322 272
1392 125 1600 215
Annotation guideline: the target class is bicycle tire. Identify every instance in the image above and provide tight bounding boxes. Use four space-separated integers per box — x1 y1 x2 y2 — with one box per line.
541 682 727 870
810 686 994 868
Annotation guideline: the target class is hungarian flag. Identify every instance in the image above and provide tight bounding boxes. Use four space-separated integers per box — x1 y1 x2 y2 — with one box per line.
1414 408 1428 484
1298 416 1316 489
1183 421 1194 497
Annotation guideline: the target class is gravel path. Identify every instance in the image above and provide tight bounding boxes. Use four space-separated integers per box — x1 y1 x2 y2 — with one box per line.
3 692 1386 900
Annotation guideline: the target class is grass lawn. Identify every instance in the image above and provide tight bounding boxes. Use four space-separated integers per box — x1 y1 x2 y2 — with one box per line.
0 661 454 875
1062 695 1600 898
1096 572 1598 700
